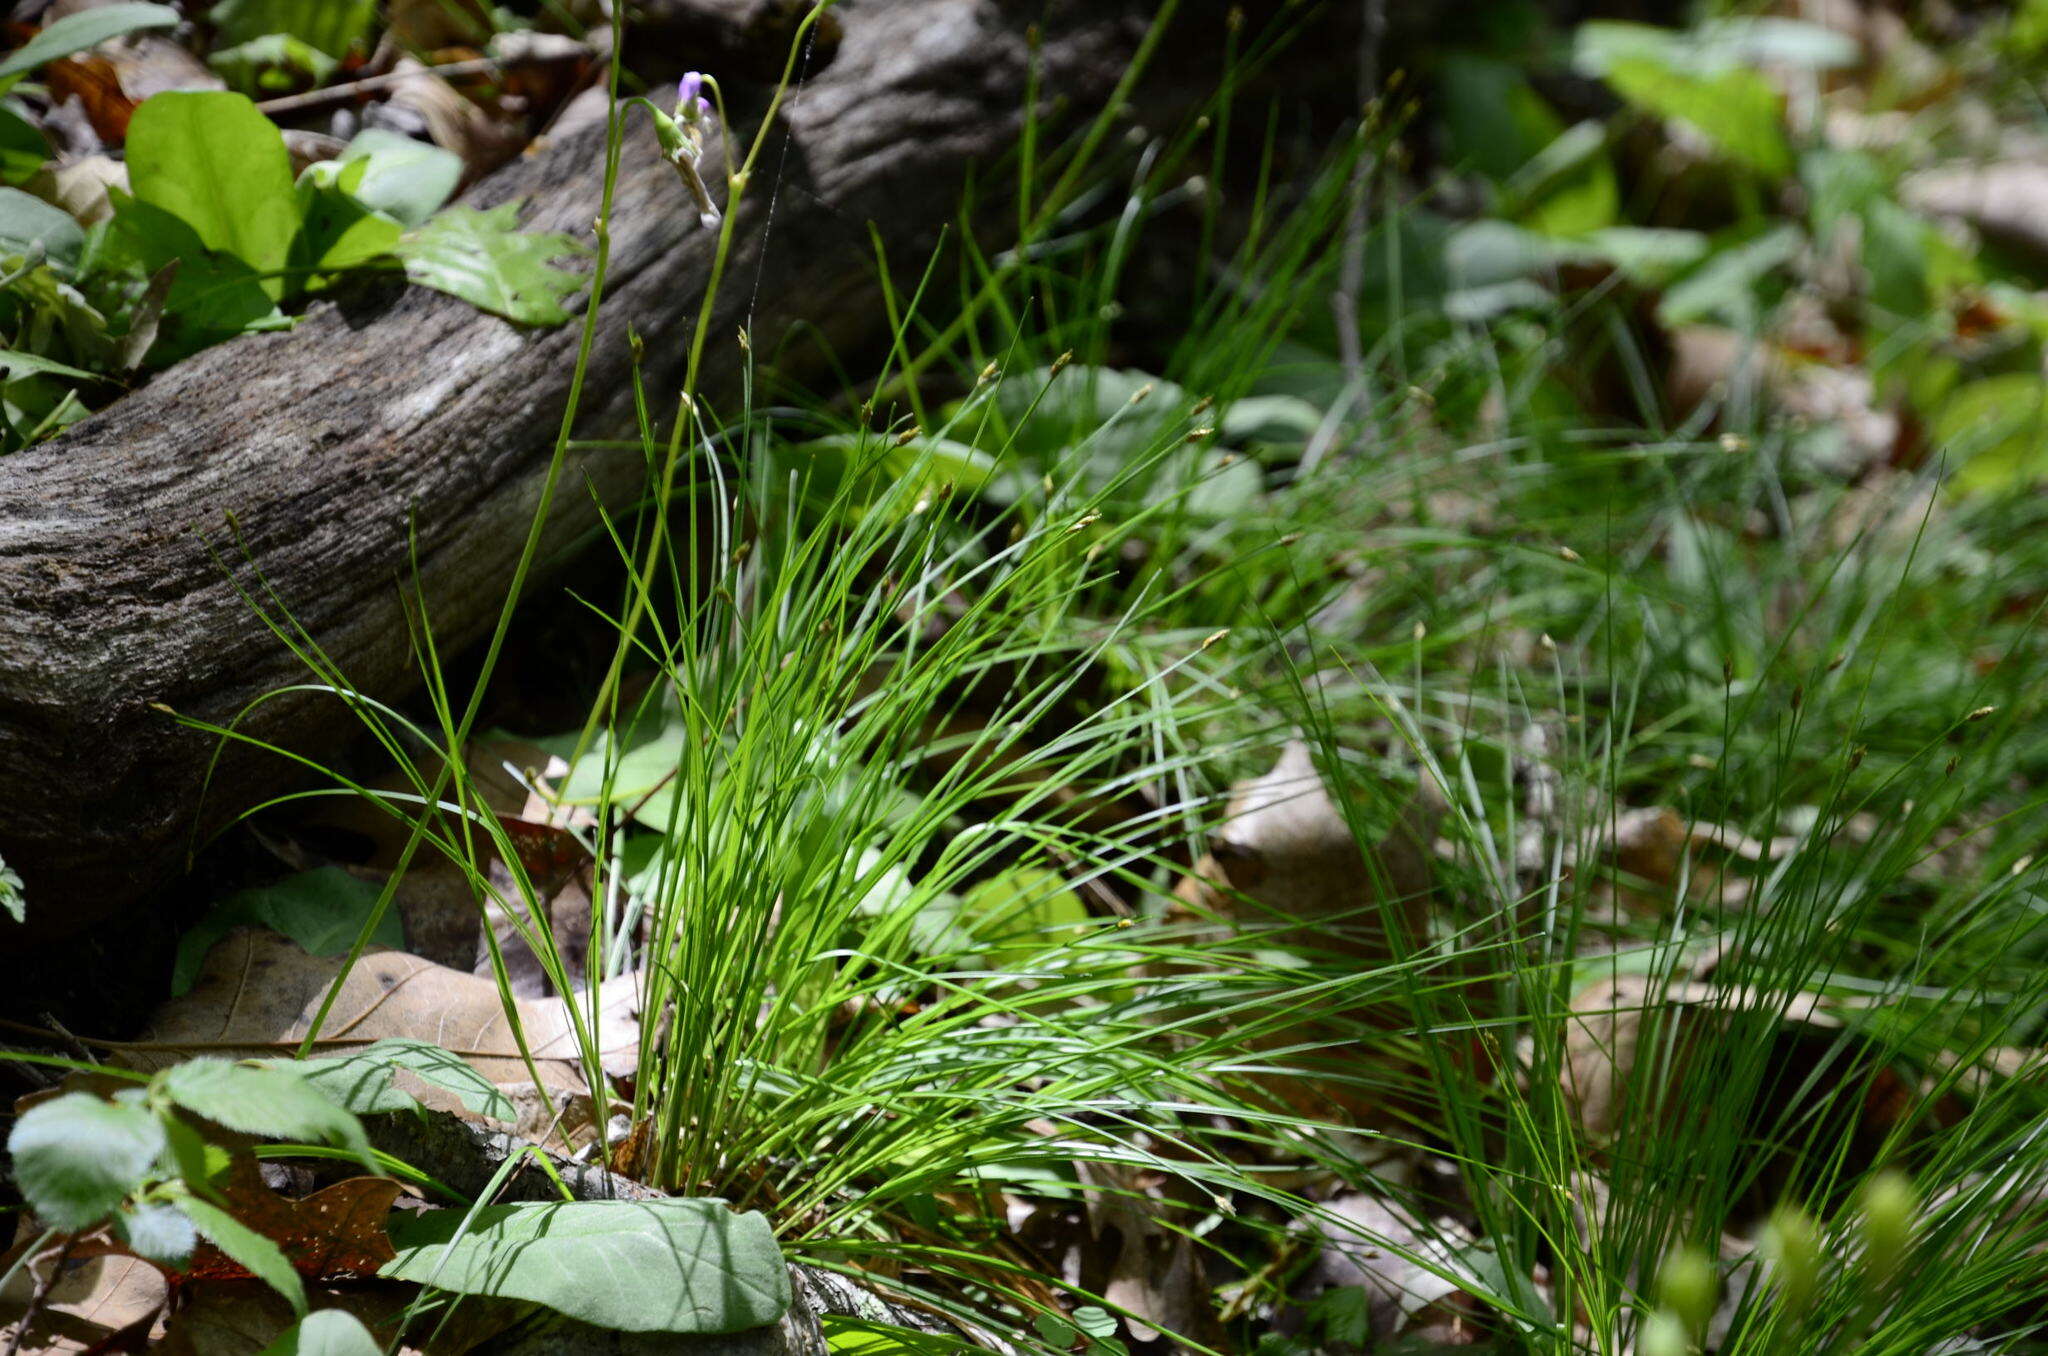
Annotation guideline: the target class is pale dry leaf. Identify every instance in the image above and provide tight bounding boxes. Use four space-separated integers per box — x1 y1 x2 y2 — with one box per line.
0 1252 166 1354
1665 327 1898 480
1293 1191 1487 1351
120 929 642 1091
28 153 127 226
1174 739 1439 957
1075 1160 1225 1348
1905 162 2048 266
381 57 527 182
1563 974 1842 1139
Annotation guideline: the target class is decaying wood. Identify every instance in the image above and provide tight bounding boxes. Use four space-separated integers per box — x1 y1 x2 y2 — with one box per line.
0 0 1224 941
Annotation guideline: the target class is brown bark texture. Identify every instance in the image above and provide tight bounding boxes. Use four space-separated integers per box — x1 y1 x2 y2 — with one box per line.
0 0 1203 940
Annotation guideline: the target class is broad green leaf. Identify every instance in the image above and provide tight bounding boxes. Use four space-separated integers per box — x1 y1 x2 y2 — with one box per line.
172 867 401 995
116 1201 198 1263
959 866 1090 968
257 1310 383 1356
1601 59 1791 178
1578 227 1710 286
160 1059 372 1165
291 178 401 281
6 1092 165 1229
0 186 82 271
1503 121 1618 236
209 33 337 97
1436 57 1617 235
0 103 49 185
210 0 377 56
285 1039 518 1122
1220 394 1322 445
778 431 999 520
338 128 461 229
1657 223 1803 330
126 91 299 298
1438 54 1569 185
383 1199 789 1334
0 349 102 381
558 712 689 806
182 1195 308 1315
1937 375 2048 493
395 202 589 325
1579 17 1856 75
0 3 180 83
104 196 284 362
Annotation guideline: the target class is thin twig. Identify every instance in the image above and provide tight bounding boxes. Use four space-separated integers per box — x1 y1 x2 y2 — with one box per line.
254 49 587 118
1306 0 1386 476
1 1234 75 1356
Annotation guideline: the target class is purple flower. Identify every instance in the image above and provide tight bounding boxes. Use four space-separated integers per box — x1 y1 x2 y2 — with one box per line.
675 72 710 123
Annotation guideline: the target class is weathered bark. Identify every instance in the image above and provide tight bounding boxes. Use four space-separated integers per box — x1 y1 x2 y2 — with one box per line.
0 0 1199 940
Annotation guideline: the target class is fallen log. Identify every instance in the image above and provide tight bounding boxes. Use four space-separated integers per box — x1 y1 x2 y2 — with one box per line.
0 0 1232 943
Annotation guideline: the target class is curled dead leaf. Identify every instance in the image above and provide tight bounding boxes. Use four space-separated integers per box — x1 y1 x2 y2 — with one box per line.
1174 739 1439 958
121 928 641 1092
1076 1159 1226 1349
0 1250 166 1354
1290 1191 1490 1351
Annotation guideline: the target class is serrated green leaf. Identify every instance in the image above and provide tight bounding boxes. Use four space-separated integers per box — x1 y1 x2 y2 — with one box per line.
383 1199 788 1334
117 1200 198 1263
0 3 180 83
126 91 299 299
284 1039 517 1122
6 1092 165 1229
160 1059 372 1166
396 202 589 325
182 1194 307 1315
257 1309 383 1356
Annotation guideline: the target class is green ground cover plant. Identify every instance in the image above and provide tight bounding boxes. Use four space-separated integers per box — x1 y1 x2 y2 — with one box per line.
10 0 2048 1352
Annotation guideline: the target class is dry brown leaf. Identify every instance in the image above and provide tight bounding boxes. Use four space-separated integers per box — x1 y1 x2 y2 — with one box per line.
1174 739 1439 957
1075 1160 1226 1349
27 153 128 226
46 35 222 143
1293 1192 1489 1351
0 1251 166 1353
1905 162 2048 267
173 1158 405 1284
157 1280 413 1356
381 57 527 182
1665 328 1901 480
267 739 596 994
119 928 641 1091
1167 740 1458 1128
1564 973 1850 1142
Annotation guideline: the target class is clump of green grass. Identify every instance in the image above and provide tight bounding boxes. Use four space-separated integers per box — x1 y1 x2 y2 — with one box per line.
185 5 2048 1351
